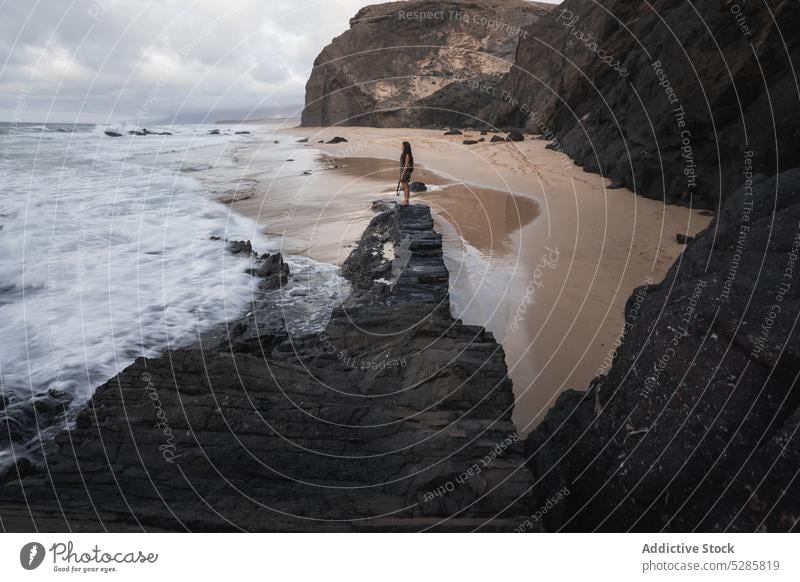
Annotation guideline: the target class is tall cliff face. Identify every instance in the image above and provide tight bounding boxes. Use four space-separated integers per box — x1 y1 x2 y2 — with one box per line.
301 0 552 127
487 0 800 209
526 169 800 532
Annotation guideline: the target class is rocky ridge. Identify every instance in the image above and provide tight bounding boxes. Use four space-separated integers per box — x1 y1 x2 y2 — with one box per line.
0 203 532 532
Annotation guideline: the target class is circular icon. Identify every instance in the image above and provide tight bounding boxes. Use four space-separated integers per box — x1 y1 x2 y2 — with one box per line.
19 542 46 570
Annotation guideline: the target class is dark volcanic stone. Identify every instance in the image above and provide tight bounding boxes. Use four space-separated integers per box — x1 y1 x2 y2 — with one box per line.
506 130 524 142
227 240 253 255
444 130 463 136
490 135 506 143
463 139 479 145
676 233 694 245
104 131 122 137
326 136 348 144
0 203 532 532
409 182 427 193
525 169 800 532
486 0 800 210
207 129 221 135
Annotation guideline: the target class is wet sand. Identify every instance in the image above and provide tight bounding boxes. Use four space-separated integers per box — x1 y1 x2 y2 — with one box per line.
229 124 711 434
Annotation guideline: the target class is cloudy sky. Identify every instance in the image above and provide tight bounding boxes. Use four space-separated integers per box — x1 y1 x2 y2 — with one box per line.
0 0 557 123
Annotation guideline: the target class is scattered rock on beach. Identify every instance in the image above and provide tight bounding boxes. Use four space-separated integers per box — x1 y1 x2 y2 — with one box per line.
326 136 348 144
208 129 221 135
235 131 251 135
409 182 427 193
296 138 309 143
104 131 122 137
506 130 525 142
444 129 463 136
463 139 479 145
490 135 506 143
676 233 695 245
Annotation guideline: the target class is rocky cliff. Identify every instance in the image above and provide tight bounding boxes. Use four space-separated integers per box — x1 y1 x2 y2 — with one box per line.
0 203 533 532
303 1 800 210
301 0 553 127
525 169 800 532
487 0 800 209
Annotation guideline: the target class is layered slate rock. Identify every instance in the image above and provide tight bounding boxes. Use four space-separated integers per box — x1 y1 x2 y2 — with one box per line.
525 170 800 532
0 204 531 532
301 0 553 127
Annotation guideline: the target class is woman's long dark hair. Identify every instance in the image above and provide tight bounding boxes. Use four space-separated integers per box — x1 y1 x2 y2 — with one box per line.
401 141 413 167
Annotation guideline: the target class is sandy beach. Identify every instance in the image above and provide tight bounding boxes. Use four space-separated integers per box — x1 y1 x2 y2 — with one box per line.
230 125 711 433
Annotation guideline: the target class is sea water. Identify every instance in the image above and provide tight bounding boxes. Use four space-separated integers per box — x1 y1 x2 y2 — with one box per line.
0 122 344 467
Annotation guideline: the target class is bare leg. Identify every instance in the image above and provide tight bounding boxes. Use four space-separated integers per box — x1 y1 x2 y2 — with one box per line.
402 182 410 206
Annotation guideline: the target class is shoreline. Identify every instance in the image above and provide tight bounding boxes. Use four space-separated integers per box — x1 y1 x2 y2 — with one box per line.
278 126 712 431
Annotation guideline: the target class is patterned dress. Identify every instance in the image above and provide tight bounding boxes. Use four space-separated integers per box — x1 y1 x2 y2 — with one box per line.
400 154 413 183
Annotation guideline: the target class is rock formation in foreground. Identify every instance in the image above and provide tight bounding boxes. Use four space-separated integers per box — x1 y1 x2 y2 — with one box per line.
0 204 531 532
301 0 553 127
525 169 800 532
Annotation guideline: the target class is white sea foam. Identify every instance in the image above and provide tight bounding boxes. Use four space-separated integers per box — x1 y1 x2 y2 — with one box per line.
0 123 343 465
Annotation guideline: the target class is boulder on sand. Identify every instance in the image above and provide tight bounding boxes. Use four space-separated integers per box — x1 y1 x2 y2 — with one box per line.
104 131 122 138
409 182 427 193
490 135 506 143
463 139 479 145
444 129 463 136
506 130 525 142
326 136 348 144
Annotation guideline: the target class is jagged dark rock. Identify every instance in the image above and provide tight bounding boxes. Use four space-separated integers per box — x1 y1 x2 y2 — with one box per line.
301 0 553 127
490 135 506 143
103 130 122 137
326 136 348 144
409 182 427 193
676 233 694 245
463 139 479 145
0 203 532 532
207 129 221 135
227 240 253 255
525 169 800 532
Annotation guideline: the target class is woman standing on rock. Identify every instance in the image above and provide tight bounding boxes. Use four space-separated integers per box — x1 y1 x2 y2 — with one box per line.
398 141 414 206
